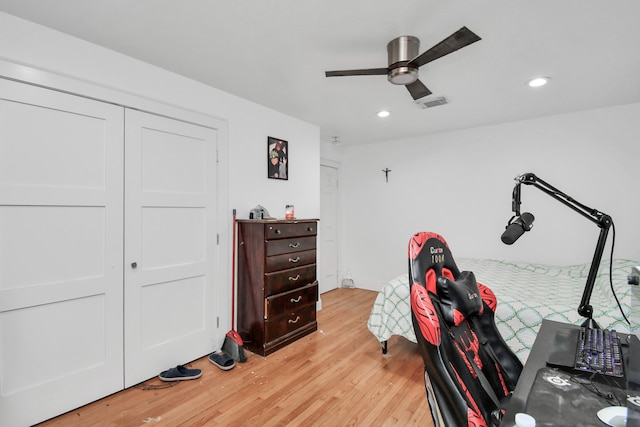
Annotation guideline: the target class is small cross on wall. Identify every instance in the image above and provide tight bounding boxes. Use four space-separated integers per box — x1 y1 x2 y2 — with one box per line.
382 168 391 183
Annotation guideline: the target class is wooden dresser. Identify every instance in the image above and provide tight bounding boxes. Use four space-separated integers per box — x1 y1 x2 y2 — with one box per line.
237 219 319 356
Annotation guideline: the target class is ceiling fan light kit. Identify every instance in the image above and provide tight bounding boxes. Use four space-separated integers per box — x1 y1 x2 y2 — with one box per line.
387 35 419 85
325 27 481 101
387 66 419 85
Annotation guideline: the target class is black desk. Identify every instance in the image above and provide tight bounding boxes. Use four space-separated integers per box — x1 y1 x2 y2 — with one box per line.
501 319 640 426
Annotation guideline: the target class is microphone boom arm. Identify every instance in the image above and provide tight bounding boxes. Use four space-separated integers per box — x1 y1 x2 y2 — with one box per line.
511 173 612 327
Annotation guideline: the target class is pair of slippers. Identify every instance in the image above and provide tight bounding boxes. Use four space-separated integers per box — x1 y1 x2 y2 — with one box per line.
158 351 235 381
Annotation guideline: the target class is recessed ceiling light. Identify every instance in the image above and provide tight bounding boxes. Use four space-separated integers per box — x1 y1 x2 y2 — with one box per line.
527 77 550 88
377 110 390 118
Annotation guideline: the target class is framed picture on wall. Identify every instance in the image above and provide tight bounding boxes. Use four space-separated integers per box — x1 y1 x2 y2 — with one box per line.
267 136 288 180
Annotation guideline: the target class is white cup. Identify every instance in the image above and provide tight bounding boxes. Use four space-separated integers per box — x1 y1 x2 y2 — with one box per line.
515 413 536 427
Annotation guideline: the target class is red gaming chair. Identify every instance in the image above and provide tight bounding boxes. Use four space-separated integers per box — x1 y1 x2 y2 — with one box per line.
408 232 523 427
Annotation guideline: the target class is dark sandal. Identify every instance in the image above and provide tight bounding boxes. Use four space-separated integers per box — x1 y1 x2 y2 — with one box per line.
158 365 202 381
209 351 235 371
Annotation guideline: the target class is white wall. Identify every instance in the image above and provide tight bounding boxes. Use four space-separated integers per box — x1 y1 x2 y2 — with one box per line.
0 11 320 333
341 103 640 290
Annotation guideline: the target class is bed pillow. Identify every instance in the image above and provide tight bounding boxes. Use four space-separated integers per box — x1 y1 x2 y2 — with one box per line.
436 270 483 326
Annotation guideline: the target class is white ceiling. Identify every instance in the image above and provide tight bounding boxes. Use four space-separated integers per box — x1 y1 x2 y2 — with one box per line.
1 0 639 146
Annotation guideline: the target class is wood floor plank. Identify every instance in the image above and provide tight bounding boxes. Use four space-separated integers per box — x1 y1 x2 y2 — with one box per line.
36 288 433 426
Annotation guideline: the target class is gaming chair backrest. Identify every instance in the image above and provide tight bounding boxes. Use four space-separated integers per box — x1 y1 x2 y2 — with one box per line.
408 232 523 427
407 231 460 292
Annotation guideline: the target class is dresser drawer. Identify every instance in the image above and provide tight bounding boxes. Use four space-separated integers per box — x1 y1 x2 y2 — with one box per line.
265 222 317 240
266 235 316 256
266 281 318 319
265 264 316 296
266 249 316 273
264 304 316 342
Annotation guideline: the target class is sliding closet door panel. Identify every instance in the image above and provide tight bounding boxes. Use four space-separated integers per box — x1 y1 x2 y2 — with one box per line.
0 206 105 292
0 79 124 427
141 207 206 269
140 276 206 347
124 109 217 387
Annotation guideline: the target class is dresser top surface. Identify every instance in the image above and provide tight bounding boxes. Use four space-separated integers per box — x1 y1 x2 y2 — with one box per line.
237 218 319 224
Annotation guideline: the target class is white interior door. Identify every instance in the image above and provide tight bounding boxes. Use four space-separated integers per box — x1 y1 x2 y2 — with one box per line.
124 109 217 387
0 79 124 426
319 163 339 294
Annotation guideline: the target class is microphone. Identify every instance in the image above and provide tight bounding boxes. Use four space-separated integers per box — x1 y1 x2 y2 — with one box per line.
501 212 535 245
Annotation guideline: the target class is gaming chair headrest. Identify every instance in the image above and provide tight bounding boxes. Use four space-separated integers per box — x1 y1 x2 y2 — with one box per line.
408 232 461 289
436 271 483 326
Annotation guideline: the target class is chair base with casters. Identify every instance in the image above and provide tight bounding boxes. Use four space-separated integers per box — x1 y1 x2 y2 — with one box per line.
408 232 523 427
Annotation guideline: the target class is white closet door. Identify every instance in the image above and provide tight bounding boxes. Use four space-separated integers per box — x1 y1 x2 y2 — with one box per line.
124 109 217 387
0 80 124 426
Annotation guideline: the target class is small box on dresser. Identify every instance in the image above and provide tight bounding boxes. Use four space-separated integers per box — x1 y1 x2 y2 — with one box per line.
237 219 319 356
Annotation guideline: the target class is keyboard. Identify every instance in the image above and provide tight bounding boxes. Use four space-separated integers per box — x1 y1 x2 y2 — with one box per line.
574 327 624 377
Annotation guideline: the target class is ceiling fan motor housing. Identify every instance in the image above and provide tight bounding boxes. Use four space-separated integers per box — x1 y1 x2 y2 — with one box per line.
387 36 419 85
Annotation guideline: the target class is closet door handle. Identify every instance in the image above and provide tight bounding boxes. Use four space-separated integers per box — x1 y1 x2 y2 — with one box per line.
290 296 302 303
288 275 300 282
289 256 300 263
131 262 138 269
288 316 300 324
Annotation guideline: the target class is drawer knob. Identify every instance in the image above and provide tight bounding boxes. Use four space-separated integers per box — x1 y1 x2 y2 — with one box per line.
307 227 314 232
290 296 302 303
289 256 301 263
275 229 282 234
289 242 300 248
288 274 301 281
288 316 301 324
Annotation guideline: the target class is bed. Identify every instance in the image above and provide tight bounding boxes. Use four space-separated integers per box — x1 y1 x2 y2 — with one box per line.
367 258 639 363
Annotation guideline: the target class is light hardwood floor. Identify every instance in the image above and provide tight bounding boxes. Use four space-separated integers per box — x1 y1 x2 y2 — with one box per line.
37 288 433 426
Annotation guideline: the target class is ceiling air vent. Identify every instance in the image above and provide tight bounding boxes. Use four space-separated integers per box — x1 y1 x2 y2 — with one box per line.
416 96 448 109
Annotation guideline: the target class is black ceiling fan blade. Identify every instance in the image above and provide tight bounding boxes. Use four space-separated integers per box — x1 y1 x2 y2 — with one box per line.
405 79 432 100
325 68 389 77
410 26 481 68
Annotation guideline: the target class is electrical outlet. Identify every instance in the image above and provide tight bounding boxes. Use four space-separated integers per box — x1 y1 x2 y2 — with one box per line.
341 278 355 288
